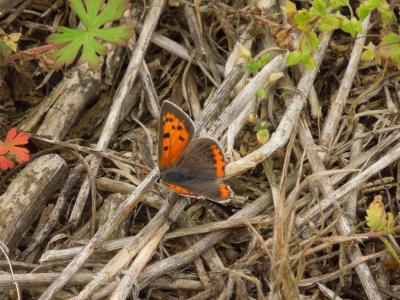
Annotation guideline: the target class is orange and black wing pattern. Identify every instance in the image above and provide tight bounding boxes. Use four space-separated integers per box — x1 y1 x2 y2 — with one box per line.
161 181 195 197
158 101 195 172
192 181 233 202
175 137 227 179
172 137 233 201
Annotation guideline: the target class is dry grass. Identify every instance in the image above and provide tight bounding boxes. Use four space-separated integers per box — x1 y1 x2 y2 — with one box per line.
0 0 400 299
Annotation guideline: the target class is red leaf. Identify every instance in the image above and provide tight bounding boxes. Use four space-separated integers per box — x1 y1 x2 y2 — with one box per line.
0 156 15 170
5 127 29 146
0 128 30 170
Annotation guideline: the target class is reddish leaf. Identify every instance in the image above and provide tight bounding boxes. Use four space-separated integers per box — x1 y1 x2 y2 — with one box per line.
0 156 15 170
0 127 30 170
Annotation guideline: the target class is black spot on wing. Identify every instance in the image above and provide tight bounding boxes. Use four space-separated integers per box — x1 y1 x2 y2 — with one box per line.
179 136 185 142
164 132 171 138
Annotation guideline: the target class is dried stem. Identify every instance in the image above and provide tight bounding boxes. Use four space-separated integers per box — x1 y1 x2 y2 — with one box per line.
320 15 371 151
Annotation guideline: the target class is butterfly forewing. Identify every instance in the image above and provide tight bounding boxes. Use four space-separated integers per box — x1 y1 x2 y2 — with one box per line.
158 101 195 171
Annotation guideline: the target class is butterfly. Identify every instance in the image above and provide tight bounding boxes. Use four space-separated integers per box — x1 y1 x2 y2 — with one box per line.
157 101 233 202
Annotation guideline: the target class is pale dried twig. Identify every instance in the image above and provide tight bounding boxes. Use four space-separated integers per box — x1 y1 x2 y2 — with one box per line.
320 15 371 151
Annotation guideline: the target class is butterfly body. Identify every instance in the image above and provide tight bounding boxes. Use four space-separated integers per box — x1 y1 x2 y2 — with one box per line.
158 101 233 202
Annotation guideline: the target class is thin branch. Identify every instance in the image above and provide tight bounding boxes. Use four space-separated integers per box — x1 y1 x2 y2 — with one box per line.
320 15 371 151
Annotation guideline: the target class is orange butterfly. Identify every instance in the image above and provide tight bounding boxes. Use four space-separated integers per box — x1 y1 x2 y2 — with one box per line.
158 101 233 202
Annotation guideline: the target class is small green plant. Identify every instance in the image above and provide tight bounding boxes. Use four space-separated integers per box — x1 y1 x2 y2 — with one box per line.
285 0 397 70
47 0 132 67
242 52 272 98
361 32 400 68
378 33 400 67
0 29 21 58
257 87 267 98
286 0 361 70
254 122 270 145
356 0 395 25
244 54 271 73
366 195 400 266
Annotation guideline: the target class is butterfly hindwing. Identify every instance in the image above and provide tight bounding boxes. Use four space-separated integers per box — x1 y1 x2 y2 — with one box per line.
182 181 233 202
175 137 227 180
203 182 233 202
161 179 233 201
161 180 195 197
160 137 233 201
158 101 195 171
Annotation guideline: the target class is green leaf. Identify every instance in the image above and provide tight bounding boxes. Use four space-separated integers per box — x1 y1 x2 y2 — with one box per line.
317 14 341 32
361 42 376 61
361 49 375 61
52 37 84 66
283 0 297 18
288 50 316 69
257 129 270 145
244 54 270 73
93 0 130 28
387 212 395 233
299 32 319 54
365 0 380 10
287 51 302 66
310 0 328 16
379 33 400 67
79 34 106 66
301 53 315 70
257 87 267 98
356 5 369 21
254 121 269 132
0 29 20 57
329 0 349 9
366 195 387 232
84 0 103 24
340 17 362 37
378 1 396 25
47 0 132 67
92 25 133 44
295 9 312 31
69 0 93 27
308 32 319 50
47 27 84 44
356 0 380 20
0 40 12 57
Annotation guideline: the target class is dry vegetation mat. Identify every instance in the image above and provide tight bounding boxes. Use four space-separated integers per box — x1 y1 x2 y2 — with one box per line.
1 0 400 299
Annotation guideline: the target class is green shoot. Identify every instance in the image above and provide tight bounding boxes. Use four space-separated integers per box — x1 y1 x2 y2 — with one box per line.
0 29 21 58
244 54 271 73
254 122 270 145
366 195 400 266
